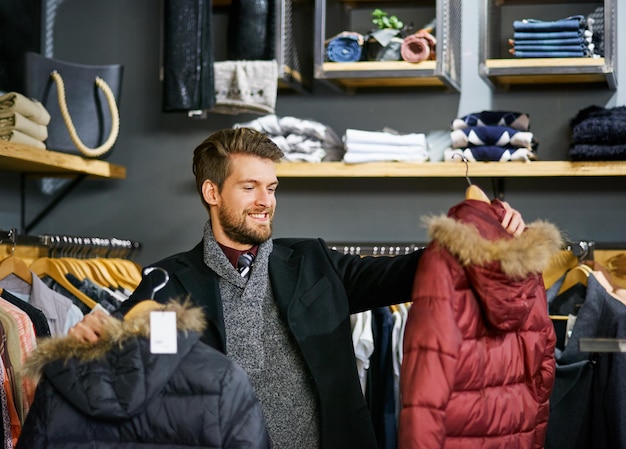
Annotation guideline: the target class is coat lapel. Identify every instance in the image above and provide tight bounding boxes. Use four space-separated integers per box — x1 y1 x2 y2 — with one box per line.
175 244 226 351
269 243 301 317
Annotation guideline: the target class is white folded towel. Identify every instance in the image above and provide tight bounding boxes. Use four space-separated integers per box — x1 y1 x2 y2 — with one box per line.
344 129 427 147
343 151 428 164
344 142 426 155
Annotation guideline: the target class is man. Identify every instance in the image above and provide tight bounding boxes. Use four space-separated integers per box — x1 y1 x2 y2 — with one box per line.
70 127 525 449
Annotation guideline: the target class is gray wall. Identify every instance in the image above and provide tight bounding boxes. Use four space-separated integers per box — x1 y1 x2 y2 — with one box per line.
2 0 625 265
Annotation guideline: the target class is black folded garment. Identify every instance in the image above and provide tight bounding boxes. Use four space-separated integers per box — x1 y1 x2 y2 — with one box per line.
162 0 215 112
569 105 626 160
228 0 275 60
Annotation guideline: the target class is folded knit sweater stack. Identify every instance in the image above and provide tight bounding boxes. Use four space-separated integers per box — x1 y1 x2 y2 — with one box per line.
569 105 626 161
445 110 538 162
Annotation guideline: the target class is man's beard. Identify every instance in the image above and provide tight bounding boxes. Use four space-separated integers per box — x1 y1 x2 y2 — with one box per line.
218 205 273 245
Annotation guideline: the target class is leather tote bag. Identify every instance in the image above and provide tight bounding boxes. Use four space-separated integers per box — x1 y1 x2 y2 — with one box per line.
24 51 123 159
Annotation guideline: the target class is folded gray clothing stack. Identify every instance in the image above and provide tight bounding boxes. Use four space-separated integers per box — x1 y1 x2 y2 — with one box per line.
0 92 51 149
235 114 345 162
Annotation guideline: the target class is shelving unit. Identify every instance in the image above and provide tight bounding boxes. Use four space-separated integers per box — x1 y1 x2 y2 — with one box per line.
0 141 126 233
314 0 461 91
275 160 626 178
479 0 616 89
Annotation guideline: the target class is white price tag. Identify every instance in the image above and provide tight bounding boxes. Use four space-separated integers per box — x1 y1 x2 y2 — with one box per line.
150 311 177 354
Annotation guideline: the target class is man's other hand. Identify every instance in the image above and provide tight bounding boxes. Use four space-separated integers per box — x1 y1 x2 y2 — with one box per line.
67 309 108 343
500 201 525 237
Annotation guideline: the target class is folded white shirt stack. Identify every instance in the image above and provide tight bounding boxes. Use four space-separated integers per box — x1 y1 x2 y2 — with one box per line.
342 128 429 163
0 91 51 149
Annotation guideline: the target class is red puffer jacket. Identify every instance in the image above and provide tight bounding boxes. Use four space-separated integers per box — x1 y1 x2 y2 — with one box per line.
399 199 560 449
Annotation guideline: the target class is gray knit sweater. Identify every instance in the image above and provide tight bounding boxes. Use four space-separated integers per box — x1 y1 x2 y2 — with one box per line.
202 221 320 448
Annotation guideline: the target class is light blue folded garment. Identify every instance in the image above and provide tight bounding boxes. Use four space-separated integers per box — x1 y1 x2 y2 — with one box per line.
513 15 585 32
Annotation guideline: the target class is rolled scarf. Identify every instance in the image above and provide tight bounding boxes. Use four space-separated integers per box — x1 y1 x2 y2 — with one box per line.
326 31 364 62
401 30 436 63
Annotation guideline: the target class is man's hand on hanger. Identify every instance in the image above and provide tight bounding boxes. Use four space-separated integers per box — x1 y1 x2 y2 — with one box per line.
500 201 525 237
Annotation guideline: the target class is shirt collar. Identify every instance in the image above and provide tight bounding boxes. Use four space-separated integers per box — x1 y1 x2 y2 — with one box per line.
217 243 259 269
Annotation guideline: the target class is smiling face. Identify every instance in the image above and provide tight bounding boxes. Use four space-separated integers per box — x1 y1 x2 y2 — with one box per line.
202 153 278 250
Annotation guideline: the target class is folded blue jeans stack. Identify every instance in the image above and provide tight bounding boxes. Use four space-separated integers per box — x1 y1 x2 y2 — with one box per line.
509 15 593 58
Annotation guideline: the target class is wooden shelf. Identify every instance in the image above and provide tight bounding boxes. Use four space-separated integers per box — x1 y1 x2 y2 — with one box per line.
276 161 626 178
0 141 126 179
317 61 452 89
480 58 616 89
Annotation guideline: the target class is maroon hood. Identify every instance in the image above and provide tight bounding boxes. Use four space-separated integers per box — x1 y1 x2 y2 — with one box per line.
423 199 562 331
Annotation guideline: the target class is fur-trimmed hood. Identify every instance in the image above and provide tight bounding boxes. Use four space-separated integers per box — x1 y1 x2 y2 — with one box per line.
423 199 562 331
22 300 207 419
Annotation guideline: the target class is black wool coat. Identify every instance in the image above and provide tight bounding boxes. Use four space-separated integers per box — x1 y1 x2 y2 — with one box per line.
119 238 423 449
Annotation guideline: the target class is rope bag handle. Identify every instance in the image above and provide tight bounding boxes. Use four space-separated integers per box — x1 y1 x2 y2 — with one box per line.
50 70 120 158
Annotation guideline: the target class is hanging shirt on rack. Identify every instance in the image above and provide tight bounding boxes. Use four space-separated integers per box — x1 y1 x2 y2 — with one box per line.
350 310 374 396
0 300 37 423
0 271 84 337
0 291 49 338
0 321 22 446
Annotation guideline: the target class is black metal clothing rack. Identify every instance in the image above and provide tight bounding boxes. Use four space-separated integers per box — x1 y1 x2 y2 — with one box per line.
0 228 142 259
327 242 426 256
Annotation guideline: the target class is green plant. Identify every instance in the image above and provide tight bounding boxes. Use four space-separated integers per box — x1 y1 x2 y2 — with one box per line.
371 8 404 30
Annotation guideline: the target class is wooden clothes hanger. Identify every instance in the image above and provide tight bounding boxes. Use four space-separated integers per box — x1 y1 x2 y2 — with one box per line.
543 250 579 291
466 184 490 203
93 258 139 291
454 153 490 203
0 229 33 285
557 263 593 296
84 259 120 289
0 254 33 285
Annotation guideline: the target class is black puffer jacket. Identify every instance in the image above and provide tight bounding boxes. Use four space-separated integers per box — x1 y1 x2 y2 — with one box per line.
16 300 270 449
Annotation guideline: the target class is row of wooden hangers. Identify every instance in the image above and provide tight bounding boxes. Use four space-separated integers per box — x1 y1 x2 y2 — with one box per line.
0 229 142 310
0 253 142 310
